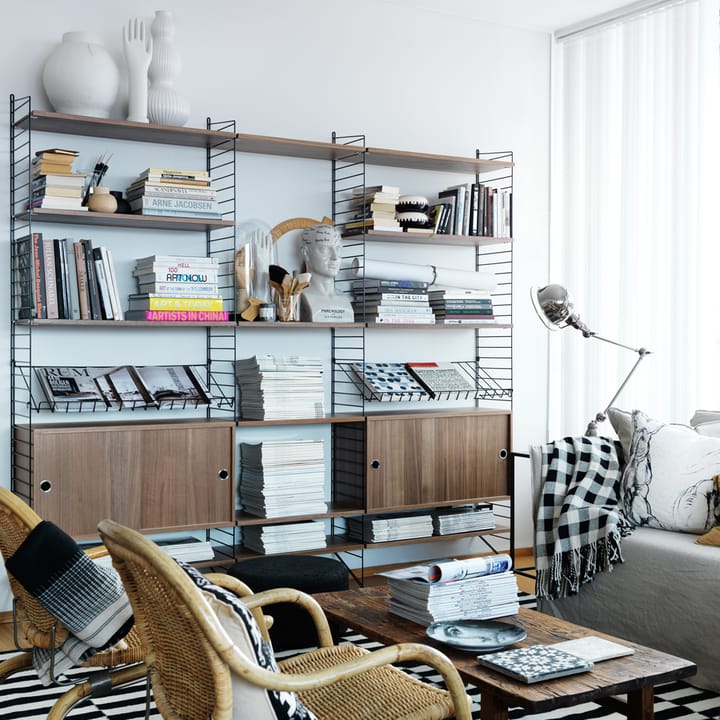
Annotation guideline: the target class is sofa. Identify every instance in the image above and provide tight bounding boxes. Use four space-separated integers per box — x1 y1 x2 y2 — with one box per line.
532 408 720 692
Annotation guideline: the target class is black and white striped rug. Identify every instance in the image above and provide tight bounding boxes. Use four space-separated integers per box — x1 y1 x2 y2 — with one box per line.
1 594 718 719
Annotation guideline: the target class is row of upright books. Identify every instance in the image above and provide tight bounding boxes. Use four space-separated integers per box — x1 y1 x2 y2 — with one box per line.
381 554 519 625
342 183 512 237
125 254 228 322
15 232 122 320
351 279 495 325
125 167 222 219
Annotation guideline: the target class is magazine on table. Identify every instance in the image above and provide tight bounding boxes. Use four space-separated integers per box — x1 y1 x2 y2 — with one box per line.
379 553 513 584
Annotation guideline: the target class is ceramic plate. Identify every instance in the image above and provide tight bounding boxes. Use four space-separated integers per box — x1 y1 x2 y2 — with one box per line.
426 619 527 652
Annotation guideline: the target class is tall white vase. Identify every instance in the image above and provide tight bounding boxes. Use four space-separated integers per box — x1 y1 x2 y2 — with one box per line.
42 32 120 118
147 10 190 126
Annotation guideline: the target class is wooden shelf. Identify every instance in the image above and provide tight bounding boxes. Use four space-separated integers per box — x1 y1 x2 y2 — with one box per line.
366 146 513 173
236 132 363 161
14 318 235 328
236 413 363 427
362 524 511 549
16 110 236 148
18 208 234 232
233 534 364 560
352 230 513 247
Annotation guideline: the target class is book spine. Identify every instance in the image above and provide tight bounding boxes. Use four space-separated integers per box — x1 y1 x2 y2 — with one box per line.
15 235 36 320
42 237 59 319
138 282 220 295
64 240 81 320
353 293 429 302
369 316 436 324
32 232 46 319
134 254 218 267
52 238 69 319
132 297 225 311
127 184 217 199
100 246 122 320
73 241 89 320
92 247 114 320
135 268 219 284
129 196 220 213
137 310 229 322
81 240 101 320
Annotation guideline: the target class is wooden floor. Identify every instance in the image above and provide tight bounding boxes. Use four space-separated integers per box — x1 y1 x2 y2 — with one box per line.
0 553 536 653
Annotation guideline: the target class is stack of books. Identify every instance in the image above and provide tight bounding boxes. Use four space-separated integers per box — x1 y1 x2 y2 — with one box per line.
125 167 221 219
242 521 327 554
238 439 327 518
347 513 434 542
351 279 433 324
233 354 325 420
434 182 512 237
432 504 496 535
125 254 228 322
30 148 87 212
429 289 495 324
382 554 519 625
344 184 402 235
157 537 215 562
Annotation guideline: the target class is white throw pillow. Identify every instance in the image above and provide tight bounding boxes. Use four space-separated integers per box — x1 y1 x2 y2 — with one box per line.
620 410 720 533
689 410 720 437
179 563 318 720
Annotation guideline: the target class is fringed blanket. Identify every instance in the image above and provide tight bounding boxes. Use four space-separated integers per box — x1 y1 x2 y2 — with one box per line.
535 436 629 600
6 520 134 685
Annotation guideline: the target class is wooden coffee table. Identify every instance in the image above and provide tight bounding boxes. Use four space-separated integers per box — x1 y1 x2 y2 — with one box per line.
313 586 696 720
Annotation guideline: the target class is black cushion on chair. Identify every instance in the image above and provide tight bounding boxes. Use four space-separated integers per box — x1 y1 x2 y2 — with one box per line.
227 555 349 651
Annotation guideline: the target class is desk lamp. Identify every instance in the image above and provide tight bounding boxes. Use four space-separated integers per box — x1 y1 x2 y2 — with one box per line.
531 284 651 436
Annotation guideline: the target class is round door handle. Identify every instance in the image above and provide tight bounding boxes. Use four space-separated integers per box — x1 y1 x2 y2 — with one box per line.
498 448 509 460
40 480 53 493
218 468 230 480
371 459 381 469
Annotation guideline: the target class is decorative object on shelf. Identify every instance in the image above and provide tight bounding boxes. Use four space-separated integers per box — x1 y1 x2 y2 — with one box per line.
147 10 190 126
122 17 152 123
109 190 131 213
299 223 353 323
396 195 432 233
42 32 120 118
235 218 276 321
352 257 498 292
270 264 310 322
82 152 112 206
87 186 118 213
531 283 651 436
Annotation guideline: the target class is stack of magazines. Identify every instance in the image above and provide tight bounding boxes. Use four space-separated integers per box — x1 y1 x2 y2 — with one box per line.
234 354 325 420
347 513 433 542
239 440 327 518
381 554 519 625
242 521 327 554
432 504 496 535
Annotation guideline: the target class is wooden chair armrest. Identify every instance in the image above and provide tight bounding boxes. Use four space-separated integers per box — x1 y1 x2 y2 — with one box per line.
84 545 109 560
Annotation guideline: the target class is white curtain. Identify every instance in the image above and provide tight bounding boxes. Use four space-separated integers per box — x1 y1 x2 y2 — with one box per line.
548 0 720 438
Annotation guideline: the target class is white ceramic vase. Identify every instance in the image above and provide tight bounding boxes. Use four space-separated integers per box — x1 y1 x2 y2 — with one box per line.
42 32 120 118
147 10 190 126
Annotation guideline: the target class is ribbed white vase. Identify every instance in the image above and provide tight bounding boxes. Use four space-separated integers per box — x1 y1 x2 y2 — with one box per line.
147 10 190 126
42 32 120 118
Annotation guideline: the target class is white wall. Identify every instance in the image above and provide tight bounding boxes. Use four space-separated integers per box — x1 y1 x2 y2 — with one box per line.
0 0 551 607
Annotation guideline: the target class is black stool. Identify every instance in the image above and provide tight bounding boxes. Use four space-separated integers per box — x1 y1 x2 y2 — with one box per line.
227 555 349 650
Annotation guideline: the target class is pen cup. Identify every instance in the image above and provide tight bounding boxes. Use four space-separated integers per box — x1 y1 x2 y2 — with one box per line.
273 289 300 322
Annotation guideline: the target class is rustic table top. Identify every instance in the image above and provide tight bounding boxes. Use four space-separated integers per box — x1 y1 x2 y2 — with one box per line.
314 585 696 714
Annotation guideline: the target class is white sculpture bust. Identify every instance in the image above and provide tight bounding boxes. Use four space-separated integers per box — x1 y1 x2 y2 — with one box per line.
299 223 353 322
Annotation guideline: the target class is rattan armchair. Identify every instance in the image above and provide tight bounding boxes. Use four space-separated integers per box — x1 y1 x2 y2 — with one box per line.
0 488 147 719
98 518 473 720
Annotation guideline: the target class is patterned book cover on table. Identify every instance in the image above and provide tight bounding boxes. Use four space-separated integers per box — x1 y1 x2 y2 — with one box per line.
351 362 429 401
475 644 593 683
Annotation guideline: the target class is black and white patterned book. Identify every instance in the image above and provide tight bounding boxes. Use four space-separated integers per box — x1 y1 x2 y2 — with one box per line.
476 644 594 683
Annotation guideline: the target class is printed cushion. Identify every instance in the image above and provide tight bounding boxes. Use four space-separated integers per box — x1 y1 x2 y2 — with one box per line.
179 563 317 720
619 410 720 533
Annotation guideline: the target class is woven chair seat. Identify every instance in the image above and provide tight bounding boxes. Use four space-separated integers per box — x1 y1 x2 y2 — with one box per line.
280 644 457 720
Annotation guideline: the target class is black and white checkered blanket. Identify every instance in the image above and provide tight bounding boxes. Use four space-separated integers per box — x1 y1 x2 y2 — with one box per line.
535 436 629 599
6 520 134 685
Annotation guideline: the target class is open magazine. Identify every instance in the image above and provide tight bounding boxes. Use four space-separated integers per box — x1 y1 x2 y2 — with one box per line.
379 553 513 584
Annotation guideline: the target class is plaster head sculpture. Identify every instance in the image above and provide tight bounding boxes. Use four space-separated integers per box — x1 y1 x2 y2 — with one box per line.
299 223 353 322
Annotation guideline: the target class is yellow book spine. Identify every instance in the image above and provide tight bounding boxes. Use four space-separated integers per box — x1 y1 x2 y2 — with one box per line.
144 297 224 311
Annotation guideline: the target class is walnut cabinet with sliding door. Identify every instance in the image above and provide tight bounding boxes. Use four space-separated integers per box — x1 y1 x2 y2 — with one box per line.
13 420 235 540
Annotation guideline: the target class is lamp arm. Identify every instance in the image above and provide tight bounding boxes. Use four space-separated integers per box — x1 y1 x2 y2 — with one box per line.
586 332 649 355
585 343 651 436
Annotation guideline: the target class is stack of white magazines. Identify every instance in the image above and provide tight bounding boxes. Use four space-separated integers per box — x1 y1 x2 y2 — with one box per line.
234 354 325 420
381 554 519 625
432 504 496 535
157 538 215 562
239 440 327 518
242 521 327 554
347 513 433 542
